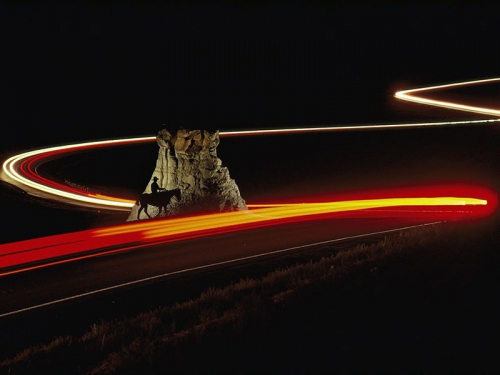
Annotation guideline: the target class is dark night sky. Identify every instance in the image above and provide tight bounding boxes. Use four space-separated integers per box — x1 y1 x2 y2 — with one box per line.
1 2 500 150
1 1 500 214
2 4 500 369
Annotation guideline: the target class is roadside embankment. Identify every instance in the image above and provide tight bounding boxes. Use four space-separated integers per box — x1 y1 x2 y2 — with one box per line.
2 216 499 374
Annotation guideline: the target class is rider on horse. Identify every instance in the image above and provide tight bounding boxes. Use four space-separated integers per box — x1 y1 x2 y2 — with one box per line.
151 176 166 194
137 182 181 220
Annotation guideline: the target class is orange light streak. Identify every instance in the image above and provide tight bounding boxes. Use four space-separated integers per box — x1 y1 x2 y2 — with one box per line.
3 118 499 211
0 189 492 277
134 197 488 240
0 77 498 276
3 75 500 212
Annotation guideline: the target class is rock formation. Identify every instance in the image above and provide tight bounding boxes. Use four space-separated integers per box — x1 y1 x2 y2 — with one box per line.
127 126 247 221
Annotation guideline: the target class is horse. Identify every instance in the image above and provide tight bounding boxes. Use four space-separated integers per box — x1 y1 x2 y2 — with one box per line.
136 188 181 219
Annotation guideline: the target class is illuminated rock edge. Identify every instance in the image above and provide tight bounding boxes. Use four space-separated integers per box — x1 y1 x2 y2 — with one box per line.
127 126 247 221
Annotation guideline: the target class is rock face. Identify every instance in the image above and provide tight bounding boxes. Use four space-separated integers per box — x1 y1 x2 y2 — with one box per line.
127 127 247 221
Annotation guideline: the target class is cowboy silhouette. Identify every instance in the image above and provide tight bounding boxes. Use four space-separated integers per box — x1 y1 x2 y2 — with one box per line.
151 176 166 194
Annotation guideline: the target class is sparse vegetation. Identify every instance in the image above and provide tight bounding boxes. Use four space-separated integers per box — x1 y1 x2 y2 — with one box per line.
2 218 499 374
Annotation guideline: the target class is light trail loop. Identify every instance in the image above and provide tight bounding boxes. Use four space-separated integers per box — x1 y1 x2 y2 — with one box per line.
0 77 498 277
3 117 500 210
2 137 154 209
395 77 500 116
2 76 500 210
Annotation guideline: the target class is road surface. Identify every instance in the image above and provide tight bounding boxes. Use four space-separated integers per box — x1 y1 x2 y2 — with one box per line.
1 214 440 318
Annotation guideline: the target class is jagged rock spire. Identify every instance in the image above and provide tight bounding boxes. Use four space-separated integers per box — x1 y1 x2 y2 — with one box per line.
127 126 247 221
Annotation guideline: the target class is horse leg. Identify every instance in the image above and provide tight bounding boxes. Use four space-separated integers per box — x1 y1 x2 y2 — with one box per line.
144 204 152 218
137 204 144 220
156 205 163 218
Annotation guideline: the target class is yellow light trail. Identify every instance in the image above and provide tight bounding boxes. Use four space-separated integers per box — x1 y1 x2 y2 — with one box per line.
0 76 498 275
94 197 486 240
0 77 499 212
0 193 490 276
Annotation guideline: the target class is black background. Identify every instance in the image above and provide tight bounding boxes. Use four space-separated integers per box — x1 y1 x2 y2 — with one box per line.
2 2 500 148
1 2 500 371
1 1 500 236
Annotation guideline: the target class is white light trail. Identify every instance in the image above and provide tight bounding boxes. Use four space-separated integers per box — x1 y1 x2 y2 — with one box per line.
2 137 154 209
219 119 500 137
395 77 500 116
0 77 497 278
2 77 500 210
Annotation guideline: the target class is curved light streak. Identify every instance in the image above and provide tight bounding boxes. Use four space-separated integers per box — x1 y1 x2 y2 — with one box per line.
2 137 154 209
395 77 500 116
2 76 500 209
0 188 493 277
4 119 500 210
0 77 498 276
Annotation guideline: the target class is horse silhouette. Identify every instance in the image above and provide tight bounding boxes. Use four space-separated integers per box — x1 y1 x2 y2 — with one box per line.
136 188 181 219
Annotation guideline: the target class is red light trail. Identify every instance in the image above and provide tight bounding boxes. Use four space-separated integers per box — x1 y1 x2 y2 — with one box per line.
0 78 498 276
